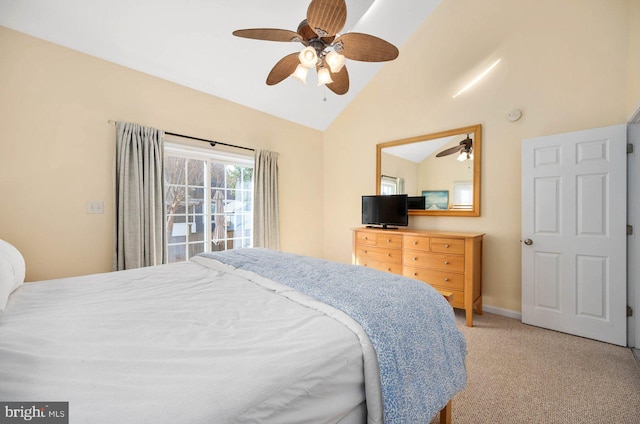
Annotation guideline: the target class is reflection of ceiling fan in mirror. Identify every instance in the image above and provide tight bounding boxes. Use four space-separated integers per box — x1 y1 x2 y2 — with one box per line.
232 0 399 95
435 134 474 161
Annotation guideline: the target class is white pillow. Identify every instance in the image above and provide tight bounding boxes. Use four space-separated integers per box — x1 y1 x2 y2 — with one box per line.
0 239 26 313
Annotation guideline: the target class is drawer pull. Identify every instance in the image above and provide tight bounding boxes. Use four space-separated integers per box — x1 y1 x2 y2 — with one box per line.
387 239 391 243
413 272 418 276
387 253 391 257
444 278 450 282
364 236 368 240
413 241 418 245
413 257 418 261
445 244 450 248
364 250 368 254
388 268 392 271
444 261 449 265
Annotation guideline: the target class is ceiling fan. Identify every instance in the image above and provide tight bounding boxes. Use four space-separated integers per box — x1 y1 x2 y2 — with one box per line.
436 134 474 161
232 0 399 95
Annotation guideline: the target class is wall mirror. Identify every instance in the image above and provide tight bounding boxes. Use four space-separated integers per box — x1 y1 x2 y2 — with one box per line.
376 124 481 216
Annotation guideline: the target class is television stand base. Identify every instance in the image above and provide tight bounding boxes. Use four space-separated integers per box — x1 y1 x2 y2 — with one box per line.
366 225 399 230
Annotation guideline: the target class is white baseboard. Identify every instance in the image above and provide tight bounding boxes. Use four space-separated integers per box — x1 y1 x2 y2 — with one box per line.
482 304 522 320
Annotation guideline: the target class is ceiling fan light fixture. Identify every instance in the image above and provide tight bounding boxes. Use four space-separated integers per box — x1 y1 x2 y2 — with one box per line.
317 67 333 86
292 63 309 84
325 50 345 73
298 46 318 68
457 151 469 162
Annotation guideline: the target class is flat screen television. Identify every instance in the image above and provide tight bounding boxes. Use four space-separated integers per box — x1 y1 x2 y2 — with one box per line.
407 196 426 210
361 194 409 229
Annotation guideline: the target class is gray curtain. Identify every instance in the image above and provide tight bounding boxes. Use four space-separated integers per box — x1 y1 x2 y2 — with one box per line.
253 149 280 250
115 122 166 270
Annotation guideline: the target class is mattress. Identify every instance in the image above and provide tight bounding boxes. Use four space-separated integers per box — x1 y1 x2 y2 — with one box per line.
0 259 370 423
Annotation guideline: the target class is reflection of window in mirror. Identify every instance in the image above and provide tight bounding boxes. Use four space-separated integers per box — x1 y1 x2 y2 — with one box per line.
381 175 404 195
452 181 473 209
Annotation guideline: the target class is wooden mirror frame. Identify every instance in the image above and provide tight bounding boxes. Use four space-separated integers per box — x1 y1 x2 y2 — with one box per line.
376 124 482 217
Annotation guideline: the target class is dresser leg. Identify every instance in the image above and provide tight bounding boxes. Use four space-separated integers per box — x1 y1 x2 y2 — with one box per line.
465 308 473 327
476 297 483 315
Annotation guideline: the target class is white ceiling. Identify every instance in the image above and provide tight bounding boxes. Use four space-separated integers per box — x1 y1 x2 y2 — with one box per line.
0 0 442 131
383 136 458 163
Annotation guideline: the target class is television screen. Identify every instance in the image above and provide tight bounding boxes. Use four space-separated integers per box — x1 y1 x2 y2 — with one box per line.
362 195 408 229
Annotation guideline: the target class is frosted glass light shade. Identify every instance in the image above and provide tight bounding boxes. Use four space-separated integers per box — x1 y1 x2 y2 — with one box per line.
292 64 309 84
325 51 345 73
317 67 333 86
298 47 318 68
457 151 468 162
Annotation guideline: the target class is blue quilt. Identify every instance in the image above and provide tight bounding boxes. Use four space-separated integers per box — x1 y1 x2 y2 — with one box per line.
198 248 466 423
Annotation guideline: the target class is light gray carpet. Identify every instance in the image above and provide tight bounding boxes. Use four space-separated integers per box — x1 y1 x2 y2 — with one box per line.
429 310 640 423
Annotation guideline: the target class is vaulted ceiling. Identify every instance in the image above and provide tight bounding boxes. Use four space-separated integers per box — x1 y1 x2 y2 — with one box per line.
0 0 442 130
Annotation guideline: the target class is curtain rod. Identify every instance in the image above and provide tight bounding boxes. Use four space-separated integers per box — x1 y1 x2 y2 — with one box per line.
107 120 255 152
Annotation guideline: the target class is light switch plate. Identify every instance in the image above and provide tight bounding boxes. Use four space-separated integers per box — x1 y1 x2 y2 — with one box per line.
87 200 104 214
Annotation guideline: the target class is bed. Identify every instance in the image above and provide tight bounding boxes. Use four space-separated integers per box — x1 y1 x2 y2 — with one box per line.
0 241 466 424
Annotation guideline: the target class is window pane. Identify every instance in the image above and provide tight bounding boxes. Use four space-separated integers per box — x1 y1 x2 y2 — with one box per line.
210 162 226 188
167 215 187 243
211 189 225 214
165 157 186 185
211 241 225 252
226 165 241 190
187 159 205 186
242 167 253 185
189 216 206 242
168 245 186 263
242 190 252 212
187 187 205 213
240 214 252 237
188 243 205 259
166 186 186 214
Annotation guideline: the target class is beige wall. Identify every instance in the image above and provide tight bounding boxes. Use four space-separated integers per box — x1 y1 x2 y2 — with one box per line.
629 0 640 117
0 26 324 282
380 152 418 196
323 0 631 312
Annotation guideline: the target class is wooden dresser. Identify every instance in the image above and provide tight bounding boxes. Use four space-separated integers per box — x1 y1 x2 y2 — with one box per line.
353 227 484 326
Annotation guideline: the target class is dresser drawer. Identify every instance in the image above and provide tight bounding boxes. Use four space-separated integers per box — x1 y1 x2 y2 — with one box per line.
403 266 464 290
356 246 402 264
355 231 402 248
403 251 464 272
403 235 430 252
431 238 465 254
359 259 403 275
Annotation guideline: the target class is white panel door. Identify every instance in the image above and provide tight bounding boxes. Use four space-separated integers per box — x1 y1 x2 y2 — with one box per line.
522 124 627 346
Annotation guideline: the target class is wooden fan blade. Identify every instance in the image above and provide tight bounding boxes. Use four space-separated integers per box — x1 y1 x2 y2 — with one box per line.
327 65 349 95
435 145 464 157
266 53 300 85
233 28 302 43
334 33 399 62
307 0 347 37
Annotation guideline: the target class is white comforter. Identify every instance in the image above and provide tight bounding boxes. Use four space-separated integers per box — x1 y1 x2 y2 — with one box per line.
0 259 372 423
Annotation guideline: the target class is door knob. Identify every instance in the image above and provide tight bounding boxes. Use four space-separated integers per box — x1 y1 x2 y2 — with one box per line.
524 239 533 246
